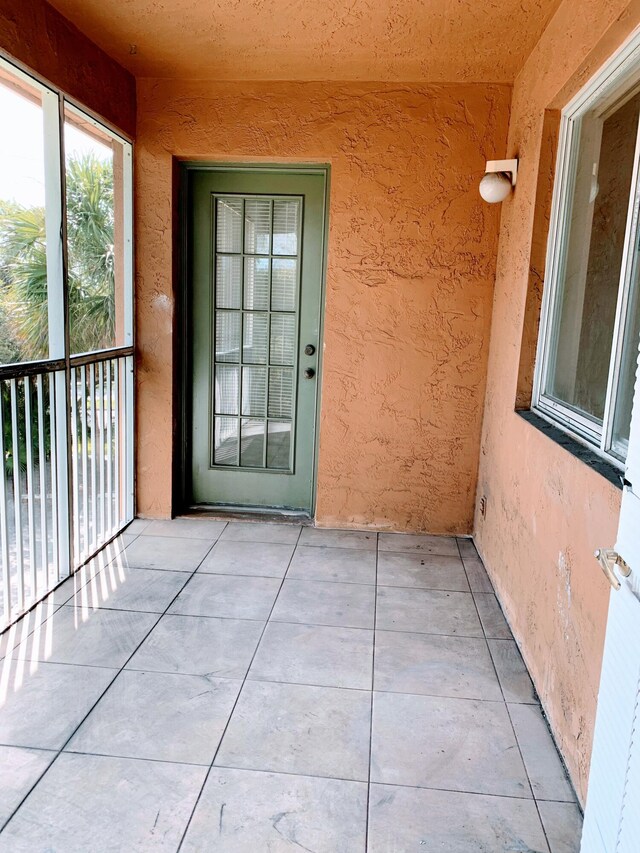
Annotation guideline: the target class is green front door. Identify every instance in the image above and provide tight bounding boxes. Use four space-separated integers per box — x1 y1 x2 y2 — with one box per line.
188 167 327 512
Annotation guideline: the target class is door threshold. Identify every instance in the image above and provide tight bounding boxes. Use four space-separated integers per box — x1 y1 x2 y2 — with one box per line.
184 505 313 525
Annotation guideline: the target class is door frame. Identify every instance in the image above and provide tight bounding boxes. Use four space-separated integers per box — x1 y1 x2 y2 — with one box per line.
174 162 331 517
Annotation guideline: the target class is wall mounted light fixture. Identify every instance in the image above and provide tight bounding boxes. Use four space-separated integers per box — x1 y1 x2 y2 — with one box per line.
479 158 518 203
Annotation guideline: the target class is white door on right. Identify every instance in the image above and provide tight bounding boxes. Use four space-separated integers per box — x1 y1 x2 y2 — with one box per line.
581 338 640 850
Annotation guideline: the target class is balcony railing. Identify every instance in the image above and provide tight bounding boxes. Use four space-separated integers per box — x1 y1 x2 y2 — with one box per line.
0 348 134 631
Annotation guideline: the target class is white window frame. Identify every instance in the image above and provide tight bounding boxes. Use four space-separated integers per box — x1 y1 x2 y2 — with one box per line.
533 27 640 468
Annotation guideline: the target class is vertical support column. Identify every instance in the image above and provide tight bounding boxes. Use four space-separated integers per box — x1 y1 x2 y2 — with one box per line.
23 377 37 602
36 375 48 594
125 355 134 522
42 89 70 579
122 144 135 523
0 385 11 627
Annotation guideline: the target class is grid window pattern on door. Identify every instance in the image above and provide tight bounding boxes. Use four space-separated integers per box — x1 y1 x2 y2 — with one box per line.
211 195 302 472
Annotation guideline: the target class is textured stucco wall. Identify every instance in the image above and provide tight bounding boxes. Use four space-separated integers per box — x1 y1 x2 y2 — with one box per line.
135 80 510 531
476 0 639 805
0 0 135 137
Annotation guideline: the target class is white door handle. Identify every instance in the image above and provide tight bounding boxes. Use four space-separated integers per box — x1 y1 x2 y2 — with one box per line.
594 548 632 590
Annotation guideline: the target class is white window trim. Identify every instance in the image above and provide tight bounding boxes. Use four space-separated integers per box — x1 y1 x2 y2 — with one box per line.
533 25 640 469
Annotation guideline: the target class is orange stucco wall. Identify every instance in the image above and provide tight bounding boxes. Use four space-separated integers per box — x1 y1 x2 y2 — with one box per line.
135 80 510 531
0 0 135 138
476 0 639 805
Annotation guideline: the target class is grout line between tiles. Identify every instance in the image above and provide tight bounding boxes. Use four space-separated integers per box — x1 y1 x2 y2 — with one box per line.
0 664 540 705
0 739 567 804
195 762 544 802
0 740 578 808
505 701 553 852
0 526 227 836
364 532 379 852
455 537 551 852
176 525 304 852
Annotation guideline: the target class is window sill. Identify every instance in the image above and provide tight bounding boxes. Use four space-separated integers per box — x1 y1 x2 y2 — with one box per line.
516 410 624 491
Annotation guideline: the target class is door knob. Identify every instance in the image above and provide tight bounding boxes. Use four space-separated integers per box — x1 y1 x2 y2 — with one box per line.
304 344 316 356
594 548 632 590
304 367 315 379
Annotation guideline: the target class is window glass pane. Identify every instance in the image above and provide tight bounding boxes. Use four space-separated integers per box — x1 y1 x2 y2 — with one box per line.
213 416 238 465
0 70 48 364
271 259 297 311
244 199 271 254
243 313 268 364
216 256 241 309
244 257 269 310
545 92 640 424
270 314 296 365
216 198 242 253
241 366 267 416
611 250 640 458
267 421 291 469
215 311 241 362
272 198 299 255
214 365 239 415
268 367 293 418
240 418 265 467
64 107 127 355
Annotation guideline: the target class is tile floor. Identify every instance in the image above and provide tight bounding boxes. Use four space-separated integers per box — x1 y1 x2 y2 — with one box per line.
0 519 583 852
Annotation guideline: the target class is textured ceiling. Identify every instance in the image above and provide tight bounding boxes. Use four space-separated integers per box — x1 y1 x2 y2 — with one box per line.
47 0 561 82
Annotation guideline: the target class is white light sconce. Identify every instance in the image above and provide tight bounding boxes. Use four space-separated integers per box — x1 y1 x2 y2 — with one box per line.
479 158 518 203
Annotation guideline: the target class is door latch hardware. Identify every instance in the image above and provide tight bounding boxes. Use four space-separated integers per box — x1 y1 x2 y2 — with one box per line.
304 344 316 356
594 548 632 590
303 367 315 379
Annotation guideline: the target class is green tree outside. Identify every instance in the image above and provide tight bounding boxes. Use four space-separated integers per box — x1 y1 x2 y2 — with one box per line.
0 152 115 473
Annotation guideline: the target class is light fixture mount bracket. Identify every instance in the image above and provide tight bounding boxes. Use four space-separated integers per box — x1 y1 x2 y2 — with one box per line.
485 158 518 186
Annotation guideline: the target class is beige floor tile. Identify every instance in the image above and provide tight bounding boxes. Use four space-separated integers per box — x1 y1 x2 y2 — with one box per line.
474 592 512 638
368 784 549 852
67 669 241 764
287 545 376 584
169 574 280 620
216 680 371 781
183 768 367 853
0 746 56 827
538 800 583 853
488 639 537 703
371 691 531 797
378 532 459 556
142 518 227 539
220 521 301 545
199 540 295 578
127 613 263 678
509 703 576 801
120 535 213 571
0 661 116 749
271 579 375 629
299 528 377 550
376 586 483 636
374 630 501 700
377 551 468 591
0 753 206 852
249 621 373 689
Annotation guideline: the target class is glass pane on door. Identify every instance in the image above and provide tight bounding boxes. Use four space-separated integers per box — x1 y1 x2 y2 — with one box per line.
211 194 302 472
